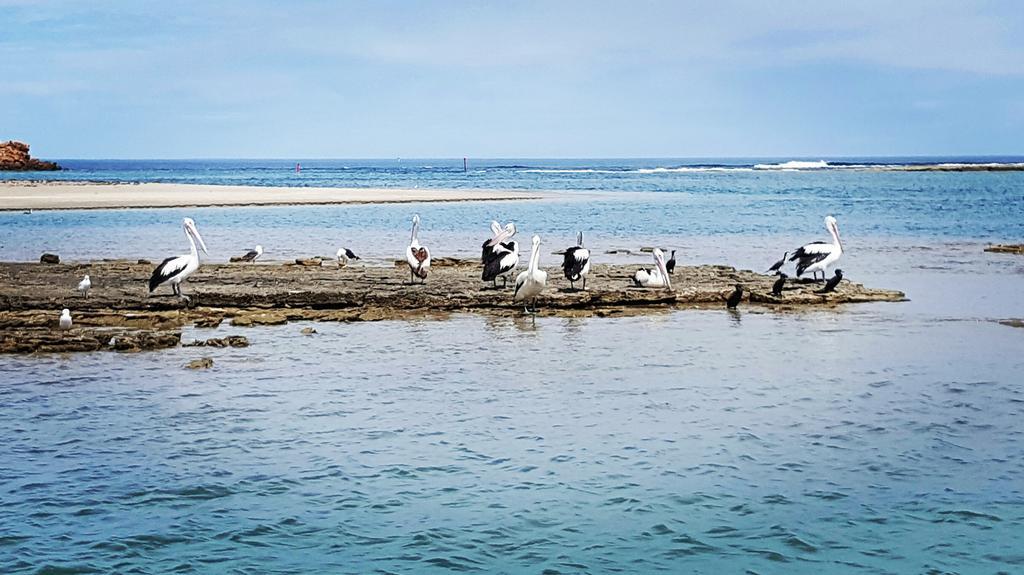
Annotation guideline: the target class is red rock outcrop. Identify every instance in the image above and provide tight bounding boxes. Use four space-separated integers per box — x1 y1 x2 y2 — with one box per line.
0 141 60 171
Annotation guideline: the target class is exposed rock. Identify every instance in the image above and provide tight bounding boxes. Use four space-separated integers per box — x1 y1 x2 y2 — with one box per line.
0 260 906 354
184 335 249 347
300 327 317 335
985 244 1024 255
0 327 180 354
39 253 60 264
293 257 323 266
0 141 60 171
999 319 1024 329
185 358 214 369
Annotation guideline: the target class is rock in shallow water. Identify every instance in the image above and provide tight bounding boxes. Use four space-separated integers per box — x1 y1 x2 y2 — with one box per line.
184 357 214 369
39 253 60 264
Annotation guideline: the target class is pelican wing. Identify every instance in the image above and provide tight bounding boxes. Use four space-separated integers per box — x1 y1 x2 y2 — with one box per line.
513 270 528 300
561 247 590 281
149 255 189 292
483 249 517 281
790 242 834 276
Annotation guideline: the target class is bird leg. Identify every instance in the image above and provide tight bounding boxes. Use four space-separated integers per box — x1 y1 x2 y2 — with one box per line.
582 277 587 291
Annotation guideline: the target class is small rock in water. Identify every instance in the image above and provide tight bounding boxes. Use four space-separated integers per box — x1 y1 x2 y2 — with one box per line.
40 253 60 264
137 259 151 265
294 257 323 267
185 358 214 370
300 327 317 335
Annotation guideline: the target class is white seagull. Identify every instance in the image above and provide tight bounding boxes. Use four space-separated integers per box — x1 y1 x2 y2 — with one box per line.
77 274 92 298
789 215 843 281
561 231 591 290
513 235 547 313
482 239 519 288
406 214 431 284
59 308 72 330
149 217 209 301
336 247 361 267
632 248 672 289
238 245 263 262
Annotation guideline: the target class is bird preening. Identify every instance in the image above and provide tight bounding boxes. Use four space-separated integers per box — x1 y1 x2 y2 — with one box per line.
148 217 209 302
561 231 591 291
632 248 672 289
406 214 430 284
815 269 844 293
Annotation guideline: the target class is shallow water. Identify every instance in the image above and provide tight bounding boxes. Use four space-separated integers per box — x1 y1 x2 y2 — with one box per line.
2 308 1022 574
2 164 1023 573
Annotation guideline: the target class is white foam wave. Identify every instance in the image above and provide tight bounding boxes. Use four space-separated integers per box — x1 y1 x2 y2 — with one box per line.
753 160 830 170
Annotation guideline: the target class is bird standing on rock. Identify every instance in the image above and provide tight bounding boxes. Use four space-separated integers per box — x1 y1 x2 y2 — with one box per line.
815 269 844 294
336 247 360 267
406 214 430 284
59 309 72 330
666 249 676 274
77 275 91 298
767 251 788 275
238 245 263 263
772 273 787 297
726 284 743 308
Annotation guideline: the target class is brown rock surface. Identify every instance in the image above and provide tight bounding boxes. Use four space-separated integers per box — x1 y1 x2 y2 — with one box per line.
0 141 60 171
984 244 1024 255
0 260 906 353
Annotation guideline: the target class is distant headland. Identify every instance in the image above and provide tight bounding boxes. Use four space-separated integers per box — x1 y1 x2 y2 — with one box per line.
0 141 60 171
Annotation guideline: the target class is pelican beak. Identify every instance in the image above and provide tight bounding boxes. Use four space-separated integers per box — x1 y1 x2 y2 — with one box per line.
656 257 671 290
489 227 513 246
191 224 209 254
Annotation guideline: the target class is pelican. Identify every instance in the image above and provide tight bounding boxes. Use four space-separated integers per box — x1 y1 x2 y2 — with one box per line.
789 216 843 281
726 284 743 308
666 249 676 274
482 221 516 263
59 308 72 330
77 274 91 298
238 245 263 262
482 240 519 288
561 231 591 290
513 235 547 313
816 269 844 293
631 248 672 289
766 251 788 275
336 247 361 267
148 217 209 301
406 214 430 284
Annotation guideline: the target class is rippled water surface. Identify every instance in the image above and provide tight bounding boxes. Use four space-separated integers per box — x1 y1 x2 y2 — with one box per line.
2 163 1024 573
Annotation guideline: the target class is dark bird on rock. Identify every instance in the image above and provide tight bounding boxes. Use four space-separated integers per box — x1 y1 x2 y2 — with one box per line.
771 273 787 297
726 284 743 309
767 251 787 274
666 249 676 274
815 269 844 294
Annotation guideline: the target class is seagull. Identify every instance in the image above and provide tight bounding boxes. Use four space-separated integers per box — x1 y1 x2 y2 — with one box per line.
666 249 676 274
59 308 72 330
148 217 209 302
726 284 743 308
631 248 672 289
513 235 547 313
482 240 519 288
790 216 843 281
561 231 591 290
772 273 787 297
336 247 361 267
767 251 788 275
815 269 844 293
238 245 263 263
406 214 430 284
77 274 92 298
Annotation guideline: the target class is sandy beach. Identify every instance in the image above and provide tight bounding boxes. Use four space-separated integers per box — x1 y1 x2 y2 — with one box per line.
0 181 547 210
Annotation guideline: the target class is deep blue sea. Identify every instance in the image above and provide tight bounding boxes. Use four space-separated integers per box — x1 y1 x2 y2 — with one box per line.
2 158 1023 574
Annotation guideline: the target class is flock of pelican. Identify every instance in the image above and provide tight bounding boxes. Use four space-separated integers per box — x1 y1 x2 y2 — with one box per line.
57 213 846 328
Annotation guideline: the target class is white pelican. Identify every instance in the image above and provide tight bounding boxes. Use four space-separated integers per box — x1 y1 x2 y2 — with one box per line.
482 221 516 263
59 308 72 330
336 247 361 267
406 214 430 284
482 239 519 288
666 249 676 274
77 274 91 298
561 231 591 290
513 235 547 313
238 245 263 262
149 217 209 301
631 248 672 289
789 216 843 281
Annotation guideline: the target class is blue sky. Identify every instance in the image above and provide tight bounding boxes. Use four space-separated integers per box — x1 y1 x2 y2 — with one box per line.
2 0 1022 158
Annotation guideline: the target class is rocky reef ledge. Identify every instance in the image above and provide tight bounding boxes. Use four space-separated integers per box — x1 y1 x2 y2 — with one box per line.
0 141 60 171
0 260 906 354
